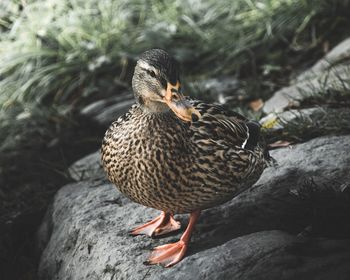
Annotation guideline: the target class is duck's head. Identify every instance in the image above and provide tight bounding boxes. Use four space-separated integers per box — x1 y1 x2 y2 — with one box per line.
132 49 200 122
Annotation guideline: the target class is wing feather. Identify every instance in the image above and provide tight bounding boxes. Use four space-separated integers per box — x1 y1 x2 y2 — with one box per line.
188 99 250 148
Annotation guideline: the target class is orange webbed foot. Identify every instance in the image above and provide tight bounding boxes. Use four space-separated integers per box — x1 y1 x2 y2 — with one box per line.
144 210 201 267
130 212 181 237
145 241 187 267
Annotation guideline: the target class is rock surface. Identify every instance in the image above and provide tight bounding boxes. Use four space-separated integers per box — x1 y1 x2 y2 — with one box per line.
80 92 135 127
296 38 350 82
69 152 104 181
189 76 240 104
37 135 350 280
260 107 350 131
263 38 350 114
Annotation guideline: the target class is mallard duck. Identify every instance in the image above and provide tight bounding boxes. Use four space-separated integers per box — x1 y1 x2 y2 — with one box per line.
101 49 271 267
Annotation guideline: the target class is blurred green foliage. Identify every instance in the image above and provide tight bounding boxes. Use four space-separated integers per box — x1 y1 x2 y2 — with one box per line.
1 0 350 112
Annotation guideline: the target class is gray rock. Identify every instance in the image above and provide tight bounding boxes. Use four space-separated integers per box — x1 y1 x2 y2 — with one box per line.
263 38 350 114
297 38 350 82
189 76 240 104
263 64 350 114
80 92 135 127
37 135 350 280
156 231 350 280
260 107 350 131
260 108 321 131
69 152 103 181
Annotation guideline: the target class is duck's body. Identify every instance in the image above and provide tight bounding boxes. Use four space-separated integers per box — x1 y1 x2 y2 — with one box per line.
102 102 266 213
101 49 271 267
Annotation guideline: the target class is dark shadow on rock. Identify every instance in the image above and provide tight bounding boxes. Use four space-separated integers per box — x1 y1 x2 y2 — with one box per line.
181 168 312 256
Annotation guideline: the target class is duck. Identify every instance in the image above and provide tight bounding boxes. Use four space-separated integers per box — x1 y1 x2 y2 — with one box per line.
101 49 271 267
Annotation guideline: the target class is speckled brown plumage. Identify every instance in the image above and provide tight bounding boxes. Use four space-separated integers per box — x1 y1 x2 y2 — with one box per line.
101 99 268 214
101 49 271 267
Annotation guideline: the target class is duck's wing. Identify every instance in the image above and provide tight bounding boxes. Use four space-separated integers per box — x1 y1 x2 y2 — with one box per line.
189 100 261 150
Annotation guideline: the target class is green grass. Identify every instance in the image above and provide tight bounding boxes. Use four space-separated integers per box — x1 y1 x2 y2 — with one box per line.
1 0 350 112
264 101 350 145
280 107 350 142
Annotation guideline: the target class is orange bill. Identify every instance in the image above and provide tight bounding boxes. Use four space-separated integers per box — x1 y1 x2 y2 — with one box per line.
163 81 201 122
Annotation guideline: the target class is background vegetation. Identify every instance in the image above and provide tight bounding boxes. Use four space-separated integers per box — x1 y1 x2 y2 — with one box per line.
1 0 350 279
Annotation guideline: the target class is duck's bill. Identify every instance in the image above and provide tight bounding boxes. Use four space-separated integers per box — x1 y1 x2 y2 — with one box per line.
166 98 201 122
163 82 201 122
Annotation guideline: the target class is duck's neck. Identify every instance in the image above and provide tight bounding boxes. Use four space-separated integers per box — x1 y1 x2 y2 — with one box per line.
136 102 189 136
140 99 170 114
134 103 194 155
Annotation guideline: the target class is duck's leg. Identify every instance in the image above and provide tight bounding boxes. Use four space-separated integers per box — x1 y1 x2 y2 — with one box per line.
130 211 181 237
145 210 201 267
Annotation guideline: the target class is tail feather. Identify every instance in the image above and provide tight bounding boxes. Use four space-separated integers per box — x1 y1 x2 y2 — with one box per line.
244 120 277 167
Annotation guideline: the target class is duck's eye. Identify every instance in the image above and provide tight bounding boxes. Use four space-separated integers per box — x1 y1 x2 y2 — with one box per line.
147 70 156 78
